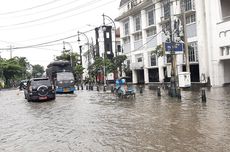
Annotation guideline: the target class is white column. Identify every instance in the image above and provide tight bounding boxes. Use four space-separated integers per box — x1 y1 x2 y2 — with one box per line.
132 70 137 84
143 52 149 83
129 16 135 51
195 0 209 84
155 2 165 82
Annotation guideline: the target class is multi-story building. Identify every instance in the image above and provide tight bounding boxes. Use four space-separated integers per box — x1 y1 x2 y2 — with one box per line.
115 0 230 86
197 0 230 86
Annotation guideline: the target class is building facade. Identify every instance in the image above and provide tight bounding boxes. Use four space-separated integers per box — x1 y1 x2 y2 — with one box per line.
115 0 230 86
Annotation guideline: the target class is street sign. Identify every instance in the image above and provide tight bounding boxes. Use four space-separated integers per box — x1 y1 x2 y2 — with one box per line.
164 42 184 54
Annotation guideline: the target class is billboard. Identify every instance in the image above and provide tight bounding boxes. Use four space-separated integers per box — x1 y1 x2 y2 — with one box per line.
164 42 183 54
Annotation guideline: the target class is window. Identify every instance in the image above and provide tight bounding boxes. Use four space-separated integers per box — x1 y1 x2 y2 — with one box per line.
134 32 142 41
184 0 192 11
146 7 155 26
186 13 196 24
123 21 130 36
220 0 230 19
163 0 170 19
123 37 130 44
166 54 171 63
188 42 198 62
134 14 141 31
146 28 156 37
137 57 142 62
127 60 130 69
150 54 157 66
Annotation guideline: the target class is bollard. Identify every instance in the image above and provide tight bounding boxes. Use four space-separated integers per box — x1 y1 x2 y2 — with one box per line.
103 85 106 92
81 85 83 90
177 88 181 100
140 86 143 94
97 86 99 91
157 86 161 97
77 85 79 90
201 88 206 102
91 86 93 91
86 85 88 90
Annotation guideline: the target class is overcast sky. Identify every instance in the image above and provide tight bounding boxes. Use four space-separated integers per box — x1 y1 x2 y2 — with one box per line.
0 0 120 67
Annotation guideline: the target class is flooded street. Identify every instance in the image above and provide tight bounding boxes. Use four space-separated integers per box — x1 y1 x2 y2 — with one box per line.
0 86 230 152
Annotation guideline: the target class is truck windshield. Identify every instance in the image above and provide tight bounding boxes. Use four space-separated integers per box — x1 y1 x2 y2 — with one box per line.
57 72 74 81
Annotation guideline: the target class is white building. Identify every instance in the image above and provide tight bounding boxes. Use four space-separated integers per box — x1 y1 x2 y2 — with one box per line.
81 26 120 82
197 0 230 86
115 0 230 86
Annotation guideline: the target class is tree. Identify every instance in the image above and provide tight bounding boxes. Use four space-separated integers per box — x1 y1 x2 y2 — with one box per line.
74 64 84 83
112 55 127 77
0 56 31 87
55 50 79 67
32 64 44 78
151 44 165 57
1 58 23 87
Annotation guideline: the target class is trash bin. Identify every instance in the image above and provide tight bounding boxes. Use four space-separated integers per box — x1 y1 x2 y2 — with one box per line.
178 72 191 88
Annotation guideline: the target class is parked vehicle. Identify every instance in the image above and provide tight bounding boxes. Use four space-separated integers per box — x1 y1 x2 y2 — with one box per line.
114 77 135 99
19 79 27 90
24 78 56 102
46 60 75 93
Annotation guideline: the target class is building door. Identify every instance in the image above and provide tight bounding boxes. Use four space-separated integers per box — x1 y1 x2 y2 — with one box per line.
148 68 159 82
183 64 200 82
136 69 144 84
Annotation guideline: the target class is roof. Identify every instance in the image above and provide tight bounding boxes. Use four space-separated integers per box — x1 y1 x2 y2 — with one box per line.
119 0 130 7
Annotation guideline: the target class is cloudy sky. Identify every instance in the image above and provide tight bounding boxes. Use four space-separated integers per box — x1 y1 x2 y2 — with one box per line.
0 0 120 67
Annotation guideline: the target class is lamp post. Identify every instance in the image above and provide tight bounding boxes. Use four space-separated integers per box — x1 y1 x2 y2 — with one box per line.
77 31 90 77
102 13 117 57
63 41 73 67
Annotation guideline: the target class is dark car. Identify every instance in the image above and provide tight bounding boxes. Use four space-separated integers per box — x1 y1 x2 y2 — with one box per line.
24 78 56 102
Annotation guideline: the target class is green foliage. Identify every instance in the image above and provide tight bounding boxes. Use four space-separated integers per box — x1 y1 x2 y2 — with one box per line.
88 55 127 80
55 50 80 67
32 64 44 78
0 58 24 87
74 64 84 83
151 44 165 57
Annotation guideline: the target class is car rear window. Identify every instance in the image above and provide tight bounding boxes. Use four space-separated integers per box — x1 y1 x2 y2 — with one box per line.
31 79 51 86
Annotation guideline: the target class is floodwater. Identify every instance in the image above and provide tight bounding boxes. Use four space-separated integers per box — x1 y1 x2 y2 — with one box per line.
0 86 230 152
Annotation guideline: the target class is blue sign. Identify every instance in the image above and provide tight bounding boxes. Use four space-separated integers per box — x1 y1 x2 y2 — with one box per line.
164 42 184 54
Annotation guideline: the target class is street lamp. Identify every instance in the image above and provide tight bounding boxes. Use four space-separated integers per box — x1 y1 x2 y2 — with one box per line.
102 13 117 57
77 31 90 82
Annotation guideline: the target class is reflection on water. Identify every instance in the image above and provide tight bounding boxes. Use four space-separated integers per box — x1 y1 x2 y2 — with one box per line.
0 87 230 152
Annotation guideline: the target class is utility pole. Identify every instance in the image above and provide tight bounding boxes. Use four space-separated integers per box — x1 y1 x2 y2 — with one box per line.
167 0 177 97
182 1 190 73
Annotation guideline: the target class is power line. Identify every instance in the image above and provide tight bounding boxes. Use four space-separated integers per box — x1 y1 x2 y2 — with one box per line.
0 0 104 28
0 28 96 50
0 0 115 30
0 0 81 18
0 0 63 15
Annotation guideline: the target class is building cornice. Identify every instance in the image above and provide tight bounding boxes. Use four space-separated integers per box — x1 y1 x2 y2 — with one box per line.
115 0 153 21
